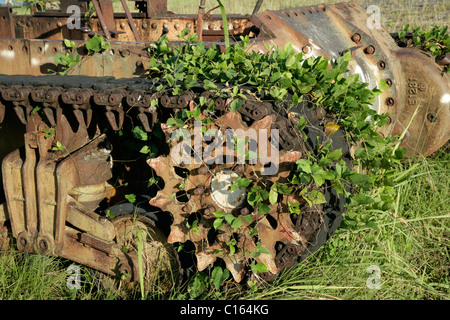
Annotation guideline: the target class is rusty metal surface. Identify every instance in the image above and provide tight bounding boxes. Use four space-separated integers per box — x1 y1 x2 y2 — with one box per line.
61 226 132 278
0 0 448 286
246 1 449 156
0 7 15 38
0 2 446 155
147 93 326 282
120 0 142 42
112 214 181 288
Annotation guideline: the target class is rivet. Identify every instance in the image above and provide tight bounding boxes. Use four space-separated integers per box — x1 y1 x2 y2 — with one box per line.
194 185 205 195
120 49 130 57
427 112 437 123
142 22 148 29
174 23 180 30
39 239 48 251
351 33 361 42
120 22 126 30
205 205 216 214
240 207 249 215
386 97 395 106
364 45 375 54
386 116 392 125
186 22 192 29
151 23 157 29
198 165 209 175
386 79 393 87
378 60 386 70
302 45 312 54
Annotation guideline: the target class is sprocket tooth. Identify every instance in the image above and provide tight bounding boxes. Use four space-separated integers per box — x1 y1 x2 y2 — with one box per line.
250 114 276 130
279 150 303 163
167 225 187 244
149 191 170 208
215 111 247 130
223 255 246 283
147 156 170 177
256 253 278 274
196 252 217 271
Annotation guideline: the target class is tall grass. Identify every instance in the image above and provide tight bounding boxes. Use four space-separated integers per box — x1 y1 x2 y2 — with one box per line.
236 149 450 300
164 0 449 32
0 252 69 299
10 0 449 33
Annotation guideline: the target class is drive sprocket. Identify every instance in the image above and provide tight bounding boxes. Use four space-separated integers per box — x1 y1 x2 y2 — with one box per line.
148 89 348 282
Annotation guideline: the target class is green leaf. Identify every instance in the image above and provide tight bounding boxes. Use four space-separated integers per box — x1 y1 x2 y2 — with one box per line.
139 145 150 154
229 99 244 113
296 159 312 173
280 77 292 89
237 178 252 188
285 54 296 68
230 217 243 229
125 194 136 203
224 214 235 225
257 243 270 255
213 211 226 218
204 80 217 90
166 117 185 128
327 149 343 161
269 188 278 205
257 202 271 215
133 126 148 141
243 215 252 224
304 190 326 206
213 218 223 230
253 262 268 273
211 267 223 290
352 194 374 205
379 79 390 91
349 173 372 185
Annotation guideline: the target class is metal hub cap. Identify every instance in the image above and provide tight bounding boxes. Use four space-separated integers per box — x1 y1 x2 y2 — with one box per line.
210 169 247 210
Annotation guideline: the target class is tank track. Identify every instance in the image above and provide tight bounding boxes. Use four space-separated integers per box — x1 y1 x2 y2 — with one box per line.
0 73 349 283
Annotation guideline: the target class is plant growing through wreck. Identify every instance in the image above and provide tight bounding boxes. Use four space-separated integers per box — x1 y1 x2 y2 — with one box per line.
54 35 111 75
141 17 414 288
49 3 448 293
397 25 449 73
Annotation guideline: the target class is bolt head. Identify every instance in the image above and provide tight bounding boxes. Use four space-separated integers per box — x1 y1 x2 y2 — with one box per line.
194 185 205 195
302 45 312 54
364 45 375 54
351 33 361 42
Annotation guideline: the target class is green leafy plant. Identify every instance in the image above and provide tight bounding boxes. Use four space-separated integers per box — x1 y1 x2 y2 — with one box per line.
54 35 111 75
398 25 449 72
85 35 111 53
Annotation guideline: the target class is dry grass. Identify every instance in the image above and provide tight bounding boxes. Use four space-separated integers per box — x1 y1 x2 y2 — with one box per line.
165 0 449 32
10 0 448 33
